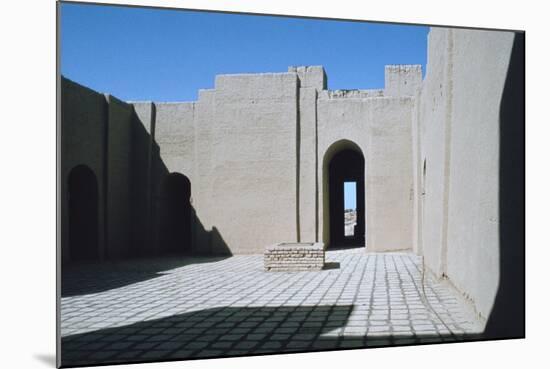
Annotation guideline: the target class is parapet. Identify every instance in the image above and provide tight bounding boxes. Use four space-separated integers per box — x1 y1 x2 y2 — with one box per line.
319 89 384 100
384 65 422 97
288 66 327 90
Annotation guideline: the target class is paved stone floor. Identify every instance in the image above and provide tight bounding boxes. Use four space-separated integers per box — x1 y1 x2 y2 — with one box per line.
61 249 483 366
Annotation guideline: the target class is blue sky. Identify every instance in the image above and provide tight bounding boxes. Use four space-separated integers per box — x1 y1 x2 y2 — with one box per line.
60 3 429 102
344 182 356 210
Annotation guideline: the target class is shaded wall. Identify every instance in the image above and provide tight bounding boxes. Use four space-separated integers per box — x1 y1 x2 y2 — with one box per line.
485 32 525 339
130 102 155 256
106 95 134 259
61 78 107 264
153 102 196 252
61 78 153 263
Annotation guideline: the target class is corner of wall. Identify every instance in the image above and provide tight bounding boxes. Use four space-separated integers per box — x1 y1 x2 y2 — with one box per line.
384 65 423 97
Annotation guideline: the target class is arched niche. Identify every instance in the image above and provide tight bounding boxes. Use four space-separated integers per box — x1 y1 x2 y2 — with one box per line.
68 165 99 262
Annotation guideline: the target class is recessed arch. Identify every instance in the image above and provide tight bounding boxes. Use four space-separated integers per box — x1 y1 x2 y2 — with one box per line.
68 165 99 262
159 172 192 254
322 139 366 249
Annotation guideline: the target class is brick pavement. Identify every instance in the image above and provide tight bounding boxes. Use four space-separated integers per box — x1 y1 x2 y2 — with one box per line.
61 249 483 366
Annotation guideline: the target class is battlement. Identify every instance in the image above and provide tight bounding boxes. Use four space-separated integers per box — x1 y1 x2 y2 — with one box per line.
288 65 327 90
384 64 422 96
319 89 385 100
127 64 421 106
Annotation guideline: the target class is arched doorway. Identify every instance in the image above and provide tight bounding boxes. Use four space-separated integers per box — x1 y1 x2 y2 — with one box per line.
68 165 99 262
160 173 192 254
322 140 365 248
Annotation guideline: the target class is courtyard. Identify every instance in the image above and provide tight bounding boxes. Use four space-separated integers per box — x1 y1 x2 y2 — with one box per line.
61 248 483 366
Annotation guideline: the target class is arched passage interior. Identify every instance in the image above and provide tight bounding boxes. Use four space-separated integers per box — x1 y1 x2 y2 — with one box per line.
68 165 99 262
323 141 365 248
160 172 192 254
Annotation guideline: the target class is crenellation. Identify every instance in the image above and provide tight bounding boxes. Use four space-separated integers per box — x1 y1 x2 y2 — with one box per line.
320 89 385 99
384 64 423 97
288 65 327 90
198 88 215 101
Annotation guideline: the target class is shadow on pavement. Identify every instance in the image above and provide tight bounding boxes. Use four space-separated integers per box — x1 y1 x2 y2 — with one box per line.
61 255 230 297
61 304 477 368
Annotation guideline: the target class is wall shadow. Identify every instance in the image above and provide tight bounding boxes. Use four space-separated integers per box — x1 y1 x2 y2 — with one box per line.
322 262 340 270
61 255 230 298
328 244 365 251
33 353 56 367
483 32 525 339
61 305 353 367
60 304 483 368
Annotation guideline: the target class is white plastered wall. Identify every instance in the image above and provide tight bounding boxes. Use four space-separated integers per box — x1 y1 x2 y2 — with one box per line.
416 27 515 320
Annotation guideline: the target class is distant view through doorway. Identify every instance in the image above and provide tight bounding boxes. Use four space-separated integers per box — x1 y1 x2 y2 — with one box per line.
344 181 357 237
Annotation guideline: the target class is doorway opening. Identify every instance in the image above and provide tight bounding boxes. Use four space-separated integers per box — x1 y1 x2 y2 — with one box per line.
323 142 365 249
160 172 192 255
68 165 99 262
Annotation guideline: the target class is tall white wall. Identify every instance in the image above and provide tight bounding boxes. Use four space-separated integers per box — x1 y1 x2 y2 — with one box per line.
416 27 516 320
365 97 415 252
211 73 300 253
212 73 300 253
445 29 514 319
